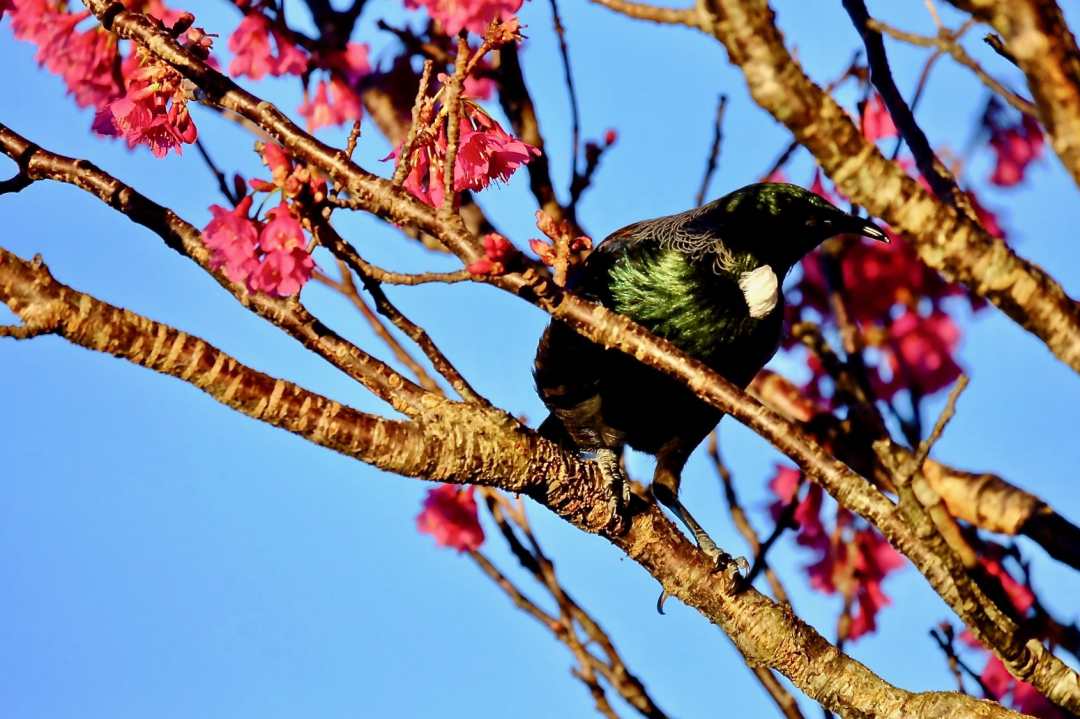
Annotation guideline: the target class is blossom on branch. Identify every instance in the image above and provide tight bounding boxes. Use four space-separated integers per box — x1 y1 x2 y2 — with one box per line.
467 233 514 275
200 197 315 297
92 53 198 157
391 101 539 207
416 484 485 551
404 0 522 37
767 465 904 642
202 195 261 284
227 12 307 80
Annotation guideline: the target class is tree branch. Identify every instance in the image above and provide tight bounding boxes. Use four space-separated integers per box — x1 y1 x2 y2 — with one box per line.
945 0 1080 186
0 122 434 416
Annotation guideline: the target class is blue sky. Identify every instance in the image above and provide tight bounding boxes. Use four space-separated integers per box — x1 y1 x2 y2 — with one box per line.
2 0 1080 717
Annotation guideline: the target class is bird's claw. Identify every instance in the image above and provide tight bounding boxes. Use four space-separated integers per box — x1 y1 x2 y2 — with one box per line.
591 448 630 535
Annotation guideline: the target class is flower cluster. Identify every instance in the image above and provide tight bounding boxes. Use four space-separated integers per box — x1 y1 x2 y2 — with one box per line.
768 465 905 641
6 0 206 156
982 98 1044 187
200 145 320 297
416 484 485 551
227 11 307 80
404 0 522 37
92 50 199 158
223 6 370 133
791 164 989 404
297 44 370 132
467 233 515 275
392 97 540 208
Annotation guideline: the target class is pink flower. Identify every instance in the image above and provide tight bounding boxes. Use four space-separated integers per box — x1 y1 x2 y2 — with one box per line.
202 195 260 284
979 556 1034 614
767 465 828 552
861 93 898 142
405 0 523 36
392 104 539 207
989 114 1043 187
416 484 485 551
298 78 362 132
876 310 962 398
249 247 315 297
227 13 307 80
228 13 274 80
93 56 198 157
981 656 1013 700
324 42 371 84
467 232 514 275
258 202 305 252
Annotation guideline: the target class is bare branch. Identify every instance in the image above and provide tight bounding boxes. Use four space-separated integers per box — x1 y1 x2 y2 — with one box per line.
945 0 1080 186
695 94 728 206
868 19 1037 117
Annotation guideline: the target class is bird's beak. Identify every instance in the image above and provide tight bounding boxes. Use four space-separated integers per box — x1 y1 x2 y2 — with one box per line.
853 218 889 243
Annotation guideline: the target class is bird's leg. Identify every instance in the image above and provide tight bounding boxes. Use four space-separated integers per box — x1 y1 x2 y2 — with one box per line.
651 439 737 570
584 447 631 533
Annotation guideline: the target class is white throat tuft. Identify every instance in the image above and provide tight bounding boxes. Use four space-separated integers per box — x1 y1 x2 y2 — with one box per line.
738 265 779 319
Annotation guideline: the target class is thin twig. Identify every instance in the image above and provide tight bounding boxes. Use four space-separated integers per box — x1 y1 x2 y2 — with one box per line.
870 19 1036 117
441 35 469 214
194 137 238 206
313 267 442 393
548 0 581 199
905 375 969 481
929 625 993 696
842 0 964 207
588 0 698 27
695 94 728 206
392 60 434 186
314 223 487 404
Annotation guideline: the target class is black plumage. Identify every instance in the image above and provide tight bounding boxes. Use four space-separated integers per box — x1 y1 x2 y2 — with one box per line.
533 182 887 555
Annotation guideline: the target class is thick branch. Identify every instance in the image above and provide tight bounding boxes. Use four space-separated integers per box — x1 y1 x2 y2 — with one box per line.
0 247 530 490
751 370 1080 572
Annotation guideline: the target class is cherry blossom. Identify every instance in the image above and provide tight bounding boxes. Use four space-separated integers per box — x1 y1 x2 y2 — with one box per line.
392 102 539 207
202 195 260 284
467 233 514 275
861 93 898 142
298 77 362 132
875 310 962 399
989 114 1043 187
416 484 485 551
227 12 308 80
93 54 198 157
405 0 522 37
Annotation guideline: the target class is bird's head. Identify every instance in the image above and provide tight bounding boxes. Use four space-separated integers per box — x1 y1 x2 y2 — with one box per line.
688 182 888 273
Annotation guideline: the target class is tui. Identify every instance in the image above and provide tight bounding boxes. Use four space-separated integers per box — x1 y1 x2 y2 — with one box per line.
533 182 887 560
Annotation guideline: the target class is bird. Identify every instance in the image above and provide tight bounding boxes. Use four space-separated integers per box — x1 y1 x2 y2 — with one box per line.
533 182 887 562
